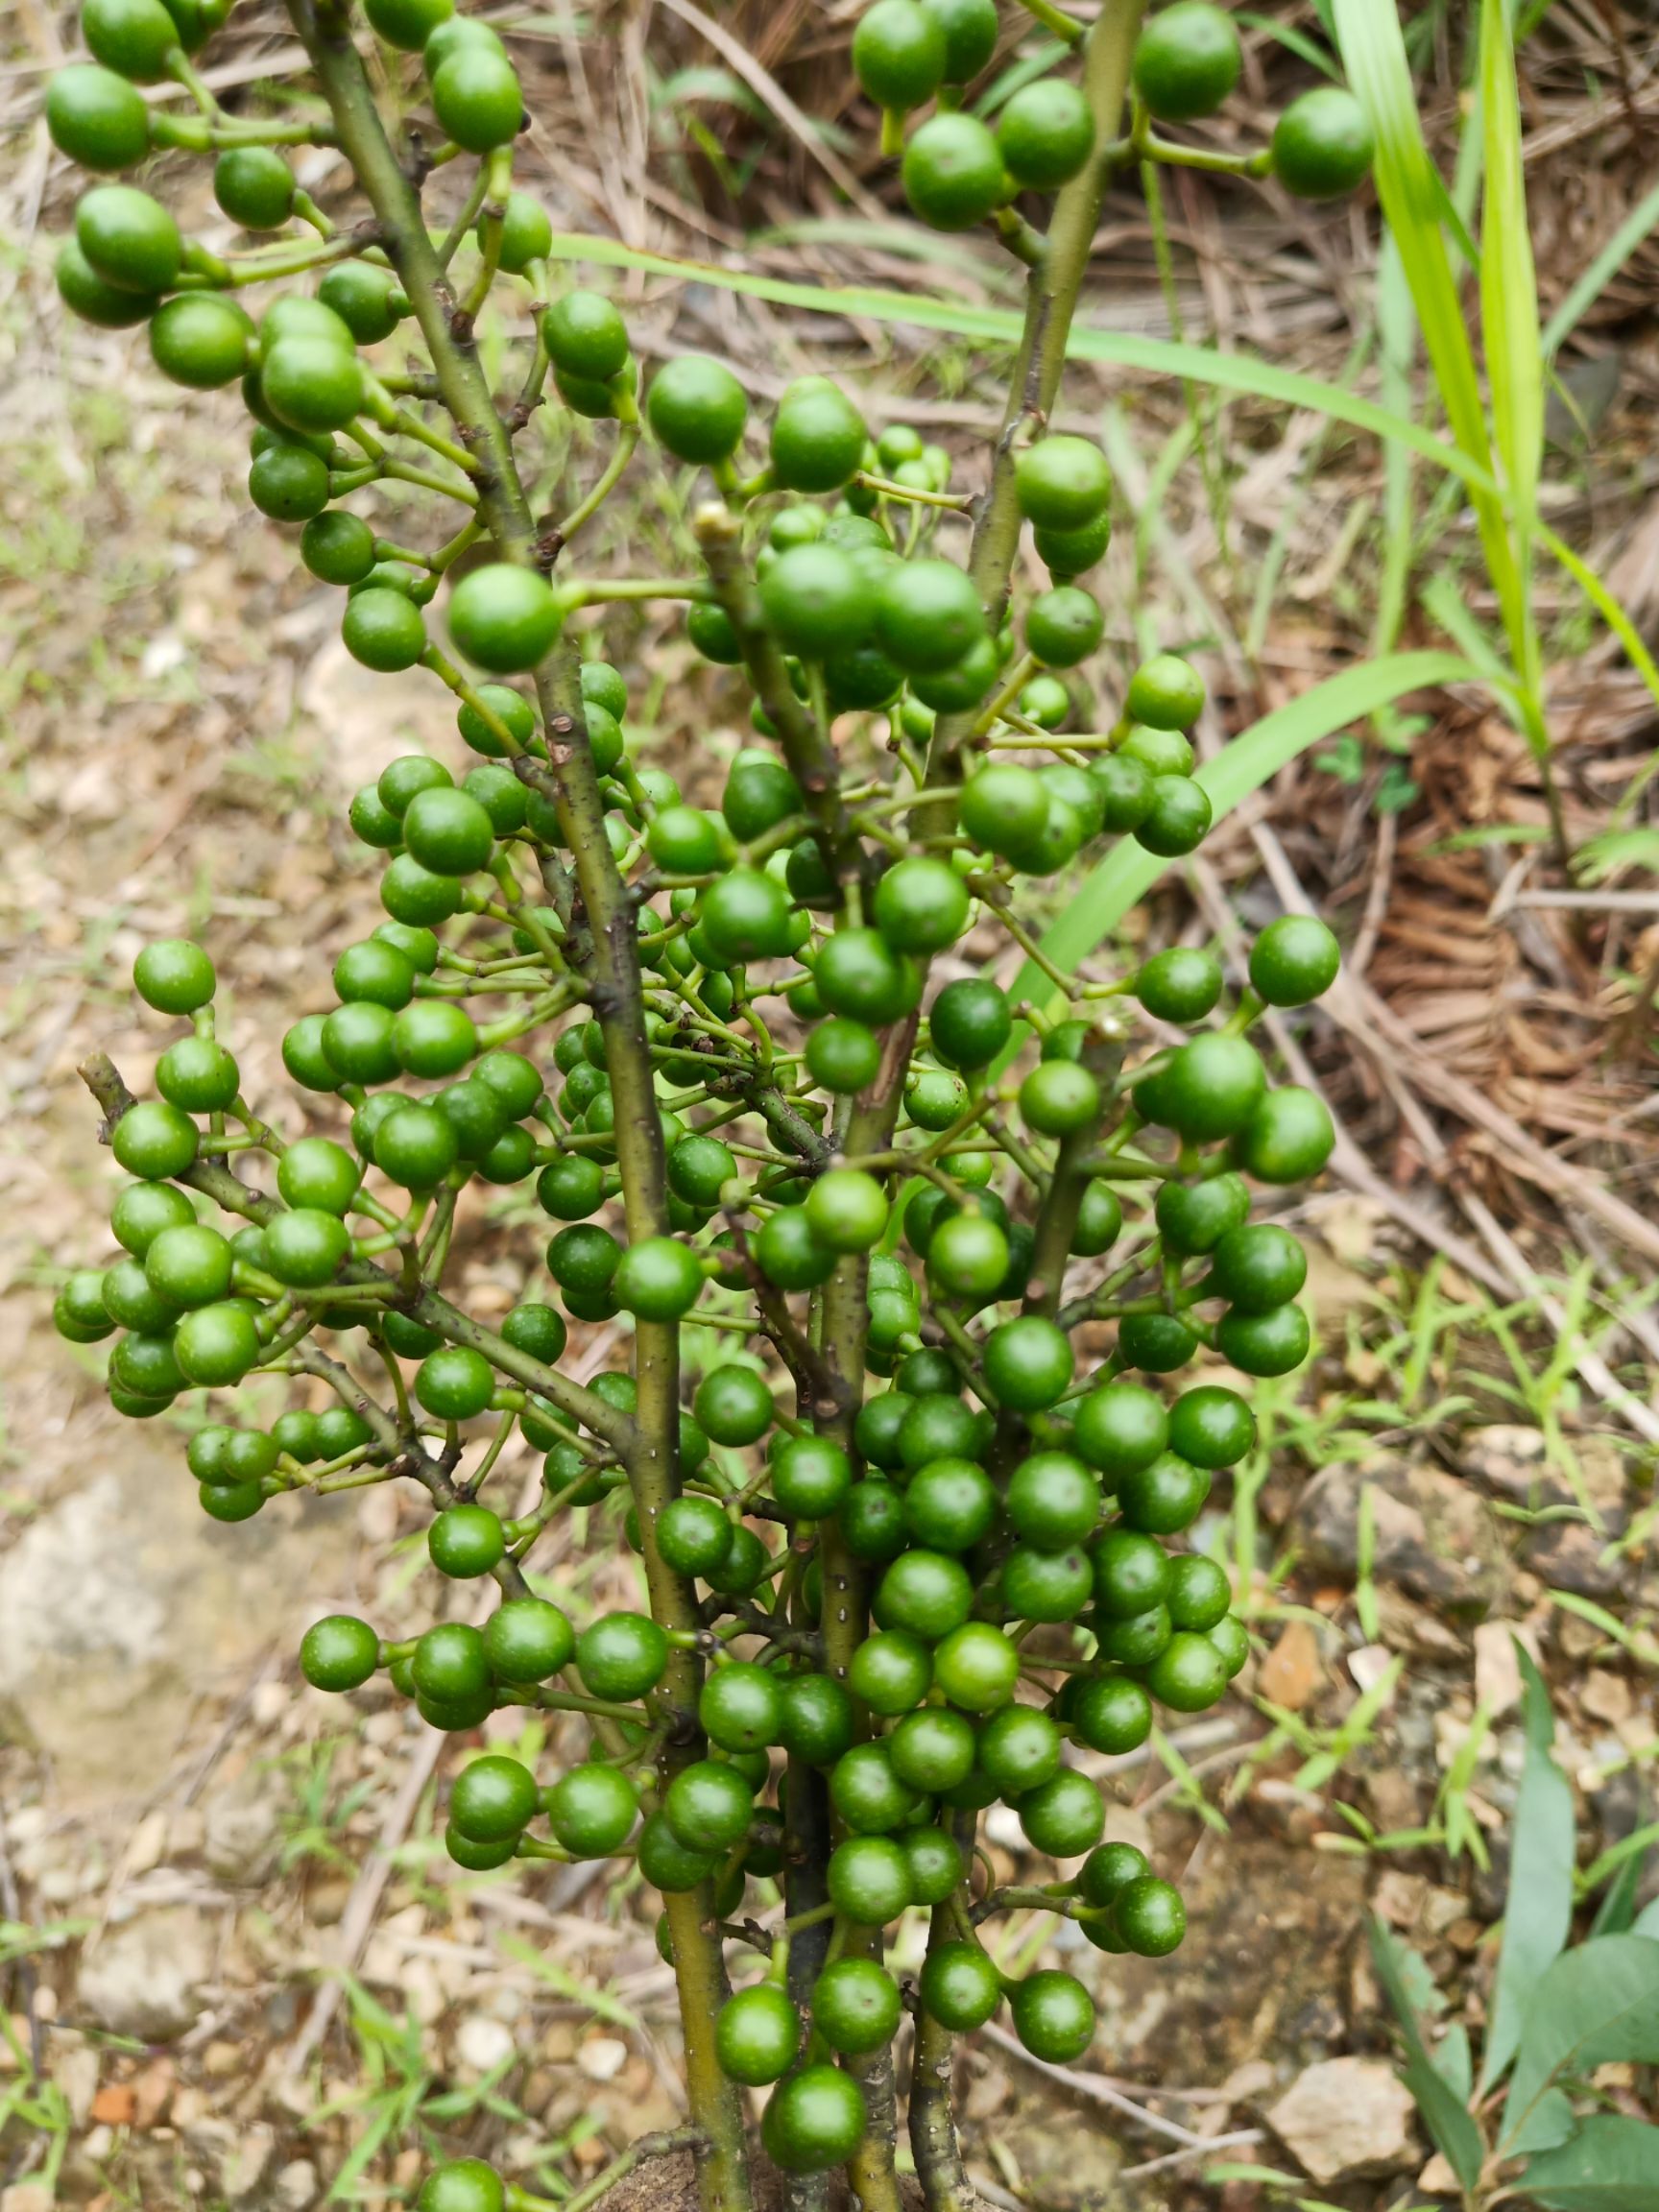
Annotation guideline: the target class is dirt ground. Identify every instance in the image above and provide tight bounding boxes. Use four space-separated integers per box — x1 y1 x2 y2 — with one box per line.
7 5 1659 2210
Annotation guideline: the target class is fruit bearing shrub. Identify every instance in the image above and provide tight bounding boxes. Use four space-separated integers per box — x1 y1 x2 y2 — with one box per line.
48 0 1371 2205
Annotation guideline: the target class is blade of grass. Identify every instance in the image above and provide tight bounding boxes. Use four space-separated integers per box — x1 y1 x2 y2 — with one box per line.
538 239 1659 732
1479 0 1543 697
542 231 1502 503
998 650 1479 1044
1372 230 1417 664
1332 0 1526 676
1542 180 1659 355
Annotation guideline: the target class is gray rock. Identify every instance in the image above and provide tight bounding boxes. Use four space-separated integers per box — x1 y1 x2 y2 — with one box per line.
1268 2056 1419 2184
994 2107 1131 2211
204 1772 285 1886
225 2123 277 2207
76 1905 214 2042
0 1455 352 1810
1462 1426 1628 1595
272 2161 320 2212
1293 1455 1504 1616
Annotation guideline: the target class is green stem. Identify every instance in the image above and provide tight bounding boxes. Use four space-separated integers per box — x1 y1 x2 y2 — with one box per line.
908 1911 971 2212
153 16 752 2191
916 0 1150 834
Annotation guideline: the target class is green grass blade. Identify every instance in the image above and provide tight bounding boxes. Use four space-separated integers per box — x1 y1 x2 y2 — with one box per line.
543 230 1504 503
1479 0 1543 696
1373 229 1418 661
1236 12 1340 78
1542 179 1659 356
1538 520 1659 815
536 238 1659 732
998 650 1481 1044
1333 0 1525 660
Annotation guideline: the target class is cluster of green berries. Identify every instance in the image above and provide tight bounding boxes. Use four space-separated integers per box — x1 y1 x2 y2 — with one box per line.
851 0 1374 237
43 0 1363 2195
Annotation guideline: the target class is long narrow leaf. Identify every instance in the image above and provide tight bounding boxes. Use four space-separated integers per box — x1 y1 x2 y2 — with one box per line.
1543 180 1659 356
998 651 1479 1038
541 231 1503 505
537 240 1659 733
1368 1917 1486 2190
1333 0 1525 661
1479 1643 1574 2093
1478 0 1543 697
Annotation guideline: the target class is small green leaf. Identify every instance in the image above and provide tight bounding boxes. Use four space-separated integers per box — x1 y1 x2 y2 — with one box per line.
1524 2115 1659 2208
1479 1643 1574 2093
1503 1936 1659 2152
1509 2087 1578 2159
1432 2021 1473 2101
1368 1916 1486 2191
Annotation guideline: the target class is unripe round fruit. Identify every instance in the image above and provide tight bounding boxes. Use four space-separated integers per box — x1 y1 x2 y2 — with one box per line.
613 1235 704 1320
1132 1 1241 122
48 63 151 169
545 1762 637 1855
759 545 874 660
419 2161 504 2212
83 0 180 81
175 1300 262 1386
902 113 1006 231
447 563 562 673
854 0 947 111
483 1598 573 1681
214 146 296 228
997 78 1095 190
1015 436 1111 531
647 354 748 465
576 1612 669 1699
1232 1085 1334 1184
1017 1767 1105 1858
260 337 364 434
1020 1057 1100 1137
366 0 451 48
663 1759 755 1853
762 2066 867 2177
920 1939 1001 2030
1026 584 1103 668
1127 651 1205 730
929 975 1012 1069
873 558 985 674
1272 86 1376 201
982 1314 1072 1411
717 1984 802 2086
428 1503 506 1577
250 442 331 523
932 1620 1019 1711
874 854 969 953
771 377 867 493
134 937 215 1013
1010 1968 1095 2062
76 183 180 294
1115 1874 1187 1955
343 588 426 671
301 1615 380 1692
812 1957 902 2056
449 1753 537 1842
1249 914 1340 1006
545 290 629 381
56 238 156 327
430 46 524 150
